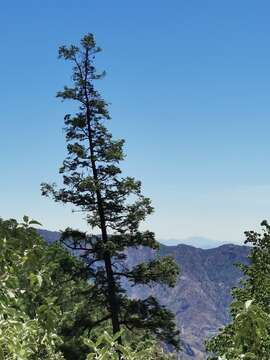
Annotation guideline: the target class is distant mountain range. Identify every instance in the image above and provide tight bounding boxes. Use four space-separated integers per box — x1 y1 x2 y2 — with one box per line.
38 229 61 244
160 236 229 249
39 229 237 249
38 229 250 359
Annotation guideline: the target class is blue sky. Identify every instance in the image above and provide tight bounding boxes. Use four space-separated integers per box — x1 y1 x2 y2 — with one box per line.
1 0 270 244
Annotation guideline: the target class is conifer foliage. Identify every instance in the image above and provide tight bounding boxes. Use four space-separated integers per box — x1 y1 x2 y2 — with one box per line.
41 34 180 349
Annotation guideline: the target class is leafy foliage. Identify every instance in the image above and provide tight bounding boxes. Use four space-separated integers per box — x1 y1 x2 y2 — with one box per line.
0 217 64 359
206 220 270 359
84 331 176 360
0 217 177 360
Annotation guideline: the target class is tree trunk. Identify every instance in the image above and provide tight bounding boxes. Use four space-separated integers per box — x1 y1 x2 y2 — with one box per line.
85 111 121 339
81 49 121 341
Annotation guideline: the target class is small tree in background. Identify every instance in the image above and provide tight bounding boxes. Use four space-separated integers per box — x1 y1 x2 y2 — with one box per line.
206 220 270 360
41 34 180 350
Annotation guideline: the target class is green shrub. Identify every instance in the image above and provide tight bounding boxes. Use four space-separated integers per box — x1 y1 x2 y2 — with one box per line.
84 331 176 360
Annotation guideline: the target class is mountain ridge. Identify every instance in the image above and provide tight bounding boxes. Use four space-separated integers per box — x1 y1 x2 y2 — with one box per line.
38 229 250 359
38 229 239 249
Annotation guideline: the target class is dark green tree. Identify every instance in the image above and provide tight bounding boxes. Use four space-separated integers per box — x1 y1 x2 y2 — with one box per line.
206 220 270 359
41 33 180 349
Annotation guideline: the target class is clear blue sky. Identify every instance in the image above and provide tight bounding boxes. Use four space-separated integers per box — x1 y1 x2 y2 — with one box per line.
1 0 270 243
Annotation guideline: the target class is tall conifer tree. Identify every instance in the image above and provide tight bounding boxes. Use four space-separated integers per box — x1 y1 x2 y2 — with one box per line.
41 33 180 348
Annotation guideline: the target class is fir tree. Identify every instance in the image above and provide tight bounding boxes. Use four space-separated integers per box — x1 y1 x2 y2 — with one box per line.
41 34 180 349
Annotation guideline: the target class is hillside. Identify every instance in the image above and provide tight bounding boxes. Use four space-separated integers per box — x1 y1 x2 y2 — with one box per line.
39 230 250 359
125 244 250 359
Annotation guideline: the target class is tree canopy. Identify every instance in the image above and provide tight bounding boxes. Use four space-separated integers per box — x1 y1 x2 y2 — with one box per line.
207 220 270 360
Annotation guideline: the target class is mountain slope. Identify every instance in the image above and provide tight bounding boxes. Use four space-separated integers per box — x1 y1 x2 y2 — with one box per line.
39 230 250 359
125 244 250 359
